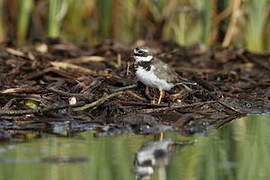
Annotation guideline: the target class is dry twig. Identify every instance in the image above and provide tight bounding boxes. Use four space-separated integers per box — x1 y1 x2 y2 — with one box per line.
74 91 123 111
0 102 85 116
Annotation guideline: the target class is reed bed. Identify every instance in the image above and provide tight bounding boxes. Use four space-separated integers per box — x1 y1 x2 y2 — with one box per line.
0 0 269 52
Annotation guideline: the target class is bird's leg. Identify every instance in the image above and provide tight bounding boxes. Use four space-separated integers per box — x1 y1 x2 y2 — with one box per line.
157 90 164 140
126 61 130 76
157 90 164 104
159 132 164 141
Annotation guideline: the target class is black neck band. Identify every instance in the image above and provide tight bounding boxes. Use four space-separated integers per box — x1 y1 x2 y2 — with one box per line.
135 60 152 71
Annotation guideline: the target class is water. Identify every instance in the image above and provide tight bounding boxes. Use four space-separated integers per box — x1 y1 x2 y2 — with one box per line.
0 115 269 180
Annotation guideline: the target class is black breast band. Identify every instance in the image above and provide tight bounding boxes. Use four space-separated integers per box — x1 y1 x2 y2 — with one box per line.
135 60 152 71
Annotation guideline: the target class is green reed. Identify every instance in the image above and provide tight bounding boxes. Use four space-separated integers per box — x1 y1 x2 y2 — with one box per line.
0 0 4 42
200 0 214 46
245 0 269 52
99 0 112 39
48 0 66 38
0 0 270 51
17 0 33 45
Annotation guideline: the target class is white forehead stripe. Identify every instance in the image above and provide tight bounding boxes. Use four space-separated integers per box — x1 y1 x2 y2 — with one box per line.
134 55 153 62
134 48 149 53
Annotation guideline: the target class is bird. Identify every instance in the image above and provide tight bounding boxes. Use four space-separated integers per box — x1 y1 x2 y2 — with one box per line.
134 139 177 180
133 46 194 105
134 138 194 180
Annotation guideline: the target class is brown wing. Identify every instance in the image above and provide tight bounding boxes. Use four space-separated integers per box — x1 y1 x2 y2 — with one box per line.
152 58 187 83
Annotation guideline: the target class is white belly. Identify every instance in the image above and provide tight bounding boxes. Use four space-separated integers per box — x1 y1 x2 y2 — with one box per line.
135 66 174 91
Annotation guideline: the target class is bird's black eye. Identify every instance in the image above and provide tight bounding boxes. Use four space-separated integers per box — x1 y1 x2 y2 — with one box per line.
134 47 147 56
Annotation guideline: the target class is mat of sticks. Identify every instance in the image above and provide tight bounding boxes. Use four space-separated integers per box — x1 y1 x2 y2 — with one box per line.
0 39 269 139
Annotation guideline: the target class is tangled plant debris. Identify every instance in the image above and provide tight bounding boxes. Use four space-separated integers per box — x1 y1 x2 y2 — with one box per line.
0 39 269 139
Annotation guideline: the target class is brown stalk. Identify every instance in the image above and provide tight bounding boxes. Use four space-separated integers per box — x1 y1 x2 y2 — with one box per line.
222 0 242 47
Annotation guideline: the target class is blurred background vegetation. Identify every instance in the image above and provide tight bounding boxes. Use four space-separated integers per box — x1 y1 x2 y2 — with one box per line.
0 0 269 52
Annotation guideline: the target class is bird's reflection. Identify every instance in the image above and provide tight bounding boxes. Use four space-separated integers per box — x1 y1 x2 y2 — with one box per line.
134 138 194 180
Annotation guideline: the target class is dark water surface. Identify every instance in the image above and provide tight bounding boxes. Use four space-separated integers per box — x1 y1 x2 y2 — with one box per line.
0 115 269 180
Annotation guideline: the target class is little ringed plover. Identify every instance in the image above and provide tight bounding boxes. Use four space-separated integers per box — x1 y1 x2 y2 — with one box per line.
133 47 194 104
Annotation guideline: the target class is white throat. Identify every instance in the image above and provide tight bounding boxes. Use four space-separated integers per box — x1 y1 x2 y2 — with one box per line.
134 55 153 63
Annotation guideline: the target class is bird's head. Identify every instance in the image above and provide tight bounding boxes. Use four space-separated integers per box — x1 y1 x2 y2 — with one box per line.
133 47 153 62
